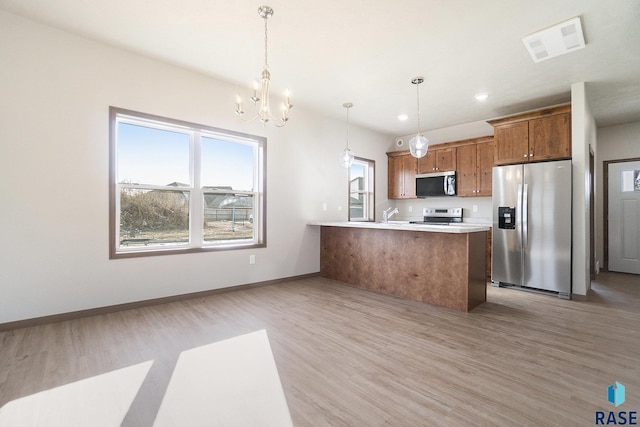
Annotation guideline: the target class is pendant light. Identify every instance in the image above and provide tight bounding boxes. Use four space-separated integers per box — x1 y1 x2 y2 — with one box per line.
409 77 429 158
339 102 355 168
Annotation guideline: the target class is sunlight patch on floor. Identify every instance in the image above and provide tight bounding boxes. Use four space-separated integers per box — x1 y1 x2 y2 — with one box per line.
153 329 292 427
0 361 153 426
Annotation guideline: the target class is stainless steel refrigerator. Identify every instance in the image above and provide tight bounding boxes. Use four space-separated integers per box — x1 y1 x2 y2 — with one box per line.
492 160 572 298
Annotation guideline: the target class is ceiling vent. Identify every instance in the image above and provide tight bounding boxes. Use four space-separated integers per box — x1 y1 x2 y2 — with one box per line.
522 17 586 63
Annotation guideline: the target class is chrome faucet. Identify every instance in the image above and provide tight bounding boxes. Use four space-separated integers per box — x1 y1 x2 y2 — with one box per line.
382 207 399 223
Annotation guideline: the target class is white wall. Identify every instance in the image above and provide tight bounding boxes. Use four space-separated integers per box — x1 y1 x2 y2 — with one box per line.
0 11 392 323
596 121 640 269
571 82 597 296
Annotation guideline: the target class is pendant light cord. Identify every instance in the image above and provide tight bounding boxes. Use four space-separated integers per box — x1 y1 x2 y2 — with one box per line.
346 106 350 149
415 82 421 136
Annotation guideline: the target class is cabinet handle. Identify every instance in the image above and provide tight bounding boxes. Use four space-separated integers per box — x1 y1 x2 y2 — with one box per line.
530 152 534 157
523 154 528 158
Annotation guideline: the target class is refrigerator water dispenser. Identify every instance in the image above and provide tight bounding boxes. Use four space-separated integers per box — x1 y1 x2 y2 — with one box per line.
498 207 516 229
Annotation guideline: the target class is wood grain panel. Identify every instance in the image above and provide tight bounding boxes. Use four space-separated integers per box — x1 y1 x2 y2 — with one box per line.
387 155 403 199
401 154 417 197
320 226 486 311
476 139 495 196
528 112 571 160
418 147 457 173
456 144 477 196
387 152 417 199
494 121 529 165
436 147 457 171
486 103 571 127
417 149 437 173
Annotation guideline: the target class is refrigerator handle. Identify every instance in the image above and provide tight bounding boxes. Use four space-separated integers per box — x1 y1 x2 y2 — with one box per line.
517 183 523 240
523 183 529 249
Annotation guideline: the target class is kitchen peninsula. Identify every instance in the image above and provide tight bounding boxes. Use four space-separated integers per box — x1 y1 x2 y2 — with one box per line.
310 222 489 312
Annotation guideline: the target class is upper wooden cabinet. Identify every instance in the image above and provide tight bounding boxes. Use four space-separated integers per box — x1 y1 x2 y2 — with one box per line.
456 137 494 197
488 104 571 166
529 113 571 160
493 121 529 165
476 140 495 196
418 147 457 174
387 151 417 199
388 136 493 200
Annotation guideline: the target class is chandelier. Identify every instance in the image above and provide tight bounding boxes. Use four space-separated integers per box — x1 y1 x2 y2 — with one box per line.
409 76 429 158
339 102 355 168
235 6 292 127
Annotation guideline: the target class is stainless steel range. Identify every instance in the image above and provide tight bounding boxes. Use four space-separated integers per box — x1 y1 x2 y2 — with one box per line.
410 207 463 225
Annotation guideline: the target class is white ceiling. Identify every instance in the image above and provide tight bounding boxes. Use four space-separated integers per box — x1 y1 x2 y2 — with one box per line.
2 0 639 137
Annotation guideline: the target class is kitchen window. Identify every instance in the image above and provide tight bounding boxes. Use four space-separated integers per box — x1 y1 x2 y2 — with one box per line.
109 107 265 258
349 157 375 221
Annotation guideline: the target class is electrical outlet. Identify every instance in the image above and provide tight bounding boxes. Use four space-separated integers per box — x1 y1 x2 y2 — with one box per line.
408 206 413 213
249 255 255 264
322 202 327 211
473 205 479 213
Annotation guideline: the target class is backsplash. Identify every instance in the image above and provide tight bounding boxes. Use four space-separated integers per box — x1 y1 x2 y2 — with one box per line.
391 196 492 224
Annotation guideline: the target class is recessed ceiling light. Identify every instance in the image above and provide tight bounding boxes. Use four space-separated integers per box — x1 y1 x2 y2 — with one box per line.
398 114 409 121
474 93 489 102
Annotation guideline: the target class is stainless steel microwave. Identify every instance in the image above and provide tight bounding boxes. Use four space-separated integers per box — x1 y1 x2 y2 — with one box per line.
416 171 456 197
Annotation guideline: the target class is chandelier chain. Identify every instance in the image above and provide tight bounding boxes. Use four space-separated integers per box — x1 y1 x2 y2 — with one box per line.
263 13 269 70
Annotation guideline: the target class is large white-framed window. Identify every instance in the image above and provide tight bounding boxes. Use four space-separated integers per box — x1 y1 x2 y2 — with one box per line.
349 157 375 221
109 107 266 258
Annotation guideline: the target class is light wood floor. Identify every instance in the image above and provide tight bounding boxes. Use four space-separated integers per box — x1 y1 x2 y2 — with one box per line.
1 272 639 426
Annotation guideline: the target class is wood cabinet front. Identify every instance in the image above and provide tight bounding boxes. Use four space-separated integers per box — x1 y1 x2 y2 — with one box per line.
489 104 571 166
388 152 416 199
456 144 477 197
456 138 494 197
418 147 457 174
528 113 571 161
493 121 529 165
476 140 495 196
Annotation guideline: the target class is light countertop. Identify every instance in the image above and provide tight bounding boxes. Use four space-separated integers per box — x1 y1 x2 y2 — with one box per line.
308 221 490 234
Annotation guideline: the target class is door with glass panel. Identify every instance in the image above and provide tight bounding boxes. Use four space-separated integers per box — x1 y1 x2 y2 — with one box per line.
608 160 640 274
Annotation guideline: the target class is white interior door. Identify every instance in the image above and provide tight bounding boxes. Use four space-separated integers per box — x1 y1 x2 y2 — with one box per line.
608 161 640 274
